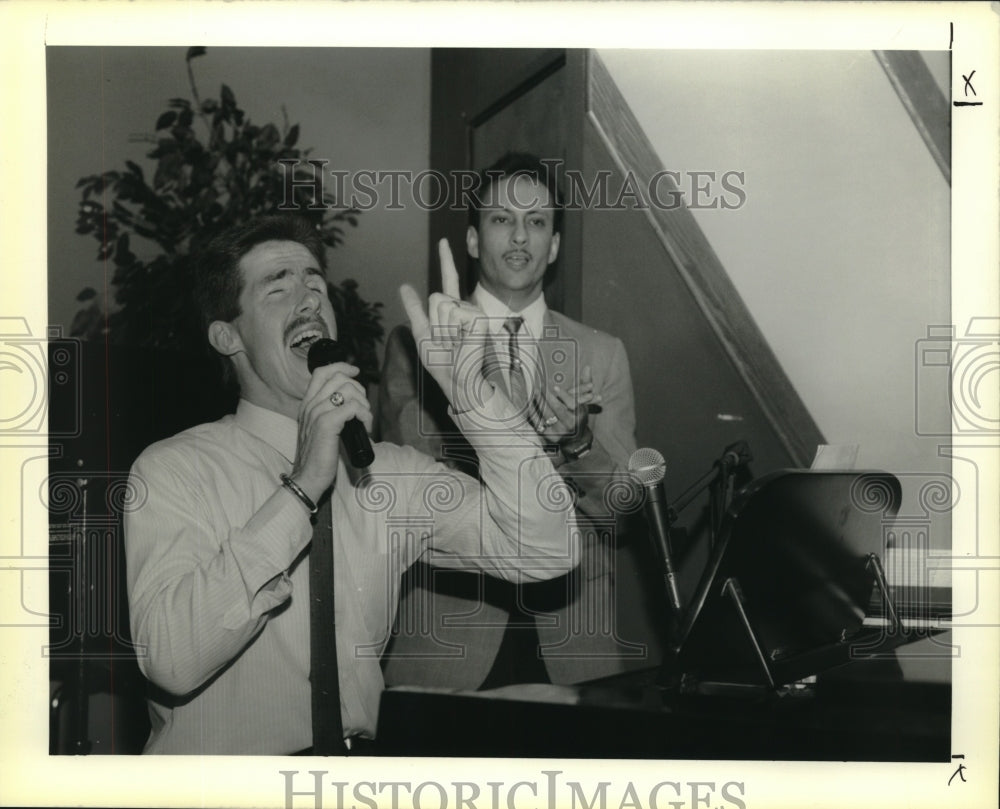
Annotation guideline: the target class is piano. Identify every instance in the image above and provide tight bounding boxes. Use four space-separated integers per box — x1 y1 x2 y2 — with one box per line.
377 470 951 761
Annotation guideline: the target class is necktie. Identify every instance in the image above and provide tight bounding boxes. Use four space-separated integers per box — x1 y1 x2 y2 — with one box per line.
503 316 528 410
309 493 346 754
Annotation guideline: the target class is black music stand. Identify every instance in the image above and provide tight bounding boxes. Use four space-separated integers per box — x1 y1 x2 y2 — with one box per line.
666 470 914 692
376 469 951 760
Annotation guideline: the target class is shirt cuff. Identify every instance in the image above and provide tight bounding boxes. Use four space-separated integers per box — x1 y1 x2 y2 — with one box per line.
449 390 543 448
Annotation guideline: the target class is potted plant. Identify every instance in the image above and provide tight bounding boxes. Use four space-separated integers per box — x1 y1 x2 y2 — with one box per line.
71 47 383 397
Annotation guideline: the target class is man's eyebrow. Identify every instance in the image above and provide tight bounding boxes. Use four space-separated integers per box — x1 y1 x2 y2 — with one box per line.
257 268 286 285
487 205 550 216
259 265 323 285
259 268 290 285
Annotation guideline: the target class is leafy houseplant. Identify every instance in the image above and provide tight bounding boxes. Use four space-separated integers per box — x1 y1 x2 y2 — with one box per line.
72 47 382 390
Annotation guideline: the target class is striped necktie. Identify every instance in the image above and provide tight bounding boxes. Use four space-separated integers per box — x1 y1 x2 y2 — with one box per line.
503 316 528 410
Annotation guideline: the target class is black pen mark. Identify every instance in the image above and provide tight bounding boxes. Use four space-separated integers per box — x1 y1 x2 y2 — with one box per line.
949 754 967 785
963 71 977 96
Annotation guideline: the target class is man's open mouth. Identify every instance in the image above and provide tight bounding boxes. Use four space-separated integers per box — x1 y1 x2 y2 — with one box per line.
288 326 326 358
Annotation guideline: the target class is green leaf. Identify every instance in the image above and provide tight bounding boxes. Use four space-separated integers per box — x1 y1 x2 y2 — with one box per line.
156 110 178 130
284 125 299 148
259 123 279 148
186 46 207 62
76 174 103 190
77 287 97 302
148 138 178 159
113 232 137 268
220 84 236 110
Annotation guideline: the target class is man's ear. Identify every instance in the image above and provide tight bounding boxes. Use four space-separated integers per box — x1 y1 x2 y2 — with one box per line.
208 320 243 357
547 231 561 265
466 225 480 259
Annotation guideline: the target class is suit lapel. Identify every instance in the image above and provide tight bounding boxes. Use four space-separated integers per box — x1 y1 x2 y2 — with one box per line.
537 311 579 402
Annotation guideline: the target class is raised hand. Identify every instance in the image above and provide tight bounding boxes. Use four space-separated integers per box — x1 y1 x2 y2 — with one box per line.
400 239 494 414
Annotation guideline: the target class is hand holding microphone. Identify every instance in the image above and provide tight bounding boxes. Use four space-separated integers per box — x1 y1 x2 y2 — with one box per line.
307 339 376 469
286 339 375 505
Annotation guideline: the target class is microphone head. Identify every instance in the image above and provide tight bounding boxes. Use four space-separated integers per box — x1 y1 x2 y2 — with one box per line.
307 338 347 373
628 447 666 487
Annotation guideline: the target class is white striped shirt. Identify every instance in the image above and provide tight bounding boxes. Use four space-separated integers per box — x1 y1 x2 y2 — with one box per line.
125 397 577 754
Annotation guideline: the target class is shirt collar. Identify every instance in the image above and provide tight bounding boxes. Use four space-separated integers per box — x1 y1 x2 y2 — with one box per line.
472 283 548 340
234 398 298 463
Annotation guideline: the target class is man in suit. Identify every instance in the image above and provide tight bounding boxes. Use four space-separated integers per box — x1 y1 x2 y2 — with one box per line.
378 152 640 689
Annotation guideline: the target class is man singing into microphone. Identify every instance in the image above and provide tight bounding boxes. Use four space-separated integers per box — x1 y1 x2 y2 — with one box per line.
123 214 578 754
379 153 639 689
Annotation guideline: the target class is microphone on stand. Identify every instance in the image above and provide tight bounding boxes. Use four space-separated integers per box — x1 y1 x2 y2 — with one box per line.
719 440 752 471
628 447 682 613
307 338 375 468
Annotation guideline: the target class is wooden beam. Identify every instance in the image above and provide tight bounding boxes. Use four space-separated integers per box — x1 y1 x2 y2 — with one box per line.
874 50 951 186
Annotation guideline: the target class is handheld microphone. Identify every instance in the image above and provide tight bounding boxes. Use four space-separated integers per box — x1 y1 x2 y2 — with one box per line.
628 447 682 613
307 338 375 468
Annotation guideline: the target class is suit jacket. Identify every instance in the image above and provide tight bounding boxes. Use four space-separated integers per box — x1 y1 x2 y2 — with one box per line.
377 308 638 687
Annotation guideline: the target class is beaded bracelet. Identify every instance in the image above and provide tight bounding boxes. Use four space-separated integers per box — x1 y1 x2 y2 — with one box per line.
280 473 318 515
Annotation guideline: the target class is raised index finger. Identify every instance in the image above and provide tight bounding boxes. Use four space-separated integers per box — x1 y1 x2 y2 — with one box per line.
438 238 461 299
399 283 429 341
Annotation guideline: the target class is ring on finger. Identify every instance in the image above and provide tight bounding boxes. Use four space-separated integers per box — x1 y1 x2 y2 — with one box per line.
330 391 345 407
543 415 558 427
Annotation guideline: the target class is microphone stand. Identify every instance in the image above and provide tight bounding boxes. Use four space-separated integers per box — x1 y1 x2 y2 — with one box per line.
667 440 752 558
657 442 752 690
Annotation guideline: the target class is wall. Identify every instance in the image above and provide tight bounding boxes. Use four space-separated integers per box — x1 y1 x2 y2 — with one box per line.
596 49 951 546
46 47 431 364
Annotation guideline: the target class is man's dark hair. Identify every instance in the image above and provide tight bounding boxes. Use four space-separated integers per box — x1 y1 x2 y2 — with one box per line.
193 214 327 332
468 152 564 234
193 215 327 386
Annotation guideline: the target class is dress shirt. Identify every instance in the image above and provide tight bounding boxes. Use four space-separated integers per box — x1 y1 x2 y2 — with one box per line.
472 284 547 399
125 396 577 755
